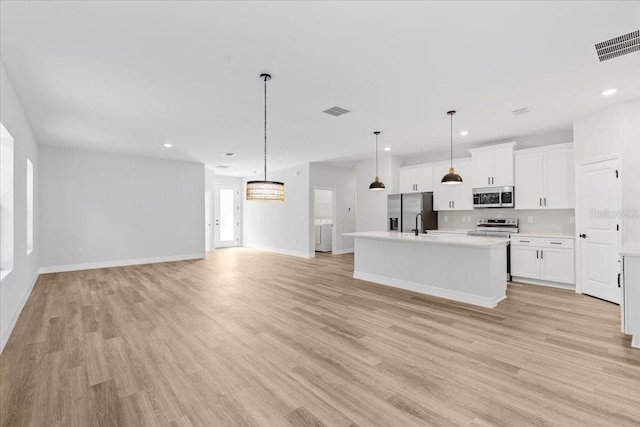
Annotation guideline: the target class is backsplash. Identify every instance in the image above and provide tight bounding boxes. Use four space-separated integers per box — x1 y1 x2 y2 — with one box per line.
438 209 575 235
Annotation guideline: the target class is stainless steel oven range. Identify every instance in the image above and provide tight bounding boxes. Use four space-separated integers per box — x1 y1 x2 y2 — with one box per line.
468 218 519 280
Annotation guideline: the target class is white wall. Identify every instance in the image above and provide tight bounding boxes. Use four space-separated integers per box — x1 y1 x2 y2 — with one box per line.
309 164 356 255
242 164 311 257
355 153 400 232
314 189 333 221
39 146 205 271
573 98 640 246
0 63 40 353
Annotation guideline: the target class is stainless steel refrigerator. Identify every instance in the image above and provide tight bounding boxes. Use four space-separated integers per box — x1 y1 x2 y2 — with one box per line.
400 192 438 233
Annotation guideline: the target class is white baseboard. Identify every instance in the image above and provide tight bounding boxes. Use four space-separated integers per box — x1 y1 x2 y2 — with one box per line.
39 253 205 274
242 245 311 259
511 277 575 290
354 271 504 308
332 248 354 255
0 271 40 354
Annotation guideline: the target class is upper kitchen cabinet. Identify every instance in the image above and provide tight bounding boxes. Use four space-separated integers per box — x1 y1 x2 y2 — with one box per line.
515 143 575 210
433 158 473 211
468 142 517 188
398 164 434 193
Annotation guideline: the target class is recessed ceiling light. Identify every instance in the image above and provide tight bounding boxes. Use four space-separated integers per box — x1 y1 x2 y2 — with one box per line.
164 143 172 148
459 131 469 136
601 88 617 96
384 147 391 151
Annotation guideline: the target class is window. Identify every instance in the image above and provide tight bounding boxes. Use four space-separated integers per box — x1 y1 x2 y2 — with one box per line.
1 123 14 280
27 159 33 254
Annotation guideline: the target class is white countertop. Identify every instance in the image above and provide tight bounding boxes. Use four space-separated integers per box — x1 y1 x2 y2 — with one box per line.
345 231 509 248
510 232 575 239
425 229 472 235
621 242 640 257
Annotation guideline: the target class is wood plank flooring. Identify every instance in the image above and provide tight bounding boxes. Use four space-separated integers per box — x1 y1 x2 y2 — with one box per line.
1 248 639 426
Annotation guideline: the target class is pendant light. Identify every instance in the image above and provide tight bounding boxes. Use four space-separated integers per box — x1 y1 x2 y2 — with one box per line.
246 73 285 201
441 110 463 185
369 131 386 191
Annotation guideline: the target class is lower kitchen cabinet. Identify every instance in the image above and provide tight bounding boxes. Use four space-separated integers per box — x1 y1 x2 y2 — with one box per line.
622 252 640 348
511 237 575 286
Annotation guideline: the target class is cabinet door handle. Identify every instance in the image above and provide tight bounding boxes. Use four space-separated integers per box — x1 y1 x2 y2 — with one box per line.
544 197 547 206
541 250 544 259
491 177 494 185
539 198 542 206
452 201 455 208
536 250 539 259
519 240 530 243
550 242 562 245
488 177 490 185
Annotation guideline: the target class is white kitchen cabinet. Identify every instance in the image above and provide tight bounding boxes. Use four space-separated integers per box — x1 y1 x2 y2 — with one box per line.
510 236 575 286
468 142 516 188
515 143 574 210
621 250 640 348
540 247 575 283
510 245 540 279
399 165 433 193
433 158 473 211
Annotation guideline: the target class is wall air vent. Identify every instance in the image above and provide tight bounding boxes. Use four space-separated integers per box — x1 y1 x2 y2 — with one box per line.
512 107 530 115
323 106 350 117
595 30 639 62
216 165 230 169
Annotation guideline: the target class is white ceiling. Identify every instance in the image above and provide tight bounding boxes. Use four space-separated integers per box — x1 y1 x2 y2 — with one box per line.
1 1 639 176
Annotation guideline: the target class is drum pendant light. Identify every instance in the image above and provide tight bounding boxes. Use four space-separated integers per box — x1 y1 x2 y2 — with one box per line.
441 110 463 185
369 131 386 191
246 73 285 201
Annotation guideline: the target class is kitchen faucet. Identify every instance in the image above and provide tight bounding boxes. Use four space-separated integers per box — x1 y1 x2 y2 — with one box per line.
414 212 423 236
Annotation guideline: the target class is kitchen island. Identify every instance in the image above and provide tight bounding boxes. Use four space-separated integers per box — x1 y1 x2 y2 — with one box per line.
345 231 509 308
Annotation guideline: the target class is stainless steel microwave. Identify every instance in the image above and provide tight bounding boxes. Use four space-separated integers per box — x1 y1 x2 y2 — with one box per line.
472 186 514 208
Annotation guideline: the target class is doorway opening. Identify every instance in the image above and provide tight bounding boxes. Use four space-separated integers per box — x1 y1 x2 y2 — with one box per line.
314 188 335 254
215 184 240 248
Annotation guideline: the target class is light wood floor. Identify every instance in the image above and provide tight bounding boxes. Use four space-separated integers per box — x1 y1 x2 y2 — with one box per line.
1 248 639 426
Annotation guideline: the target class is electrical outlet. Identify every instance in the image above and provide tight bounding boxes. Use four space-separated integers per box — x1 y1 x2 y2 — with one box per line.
467 216 472 222
569 216 575 224
461 216 466 222
444 216 448 222
528 216 533 223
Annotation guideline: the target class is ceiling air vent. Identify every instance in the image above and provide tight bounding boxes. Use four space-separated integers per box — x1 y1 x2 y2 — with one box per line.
216 165 230 169
323 106 350 117
512 107 530 115
223 152 236 157
595 30 640 62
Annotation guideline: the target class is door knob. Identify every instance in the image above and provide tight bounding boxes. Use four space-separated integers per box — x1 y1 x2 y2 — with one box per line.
579 233 587 238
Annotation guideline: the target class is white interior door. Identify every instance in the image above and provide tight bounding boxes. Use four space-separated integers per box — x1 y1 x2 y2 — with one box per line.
578 158 620 304
205 192 212 251
214 184 240 248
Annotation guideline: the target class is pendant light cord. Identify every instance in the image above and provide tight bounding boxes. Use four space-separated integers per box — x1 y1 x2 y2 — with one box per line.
375 133 379 177
264 76 268 182
450 113 453 168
